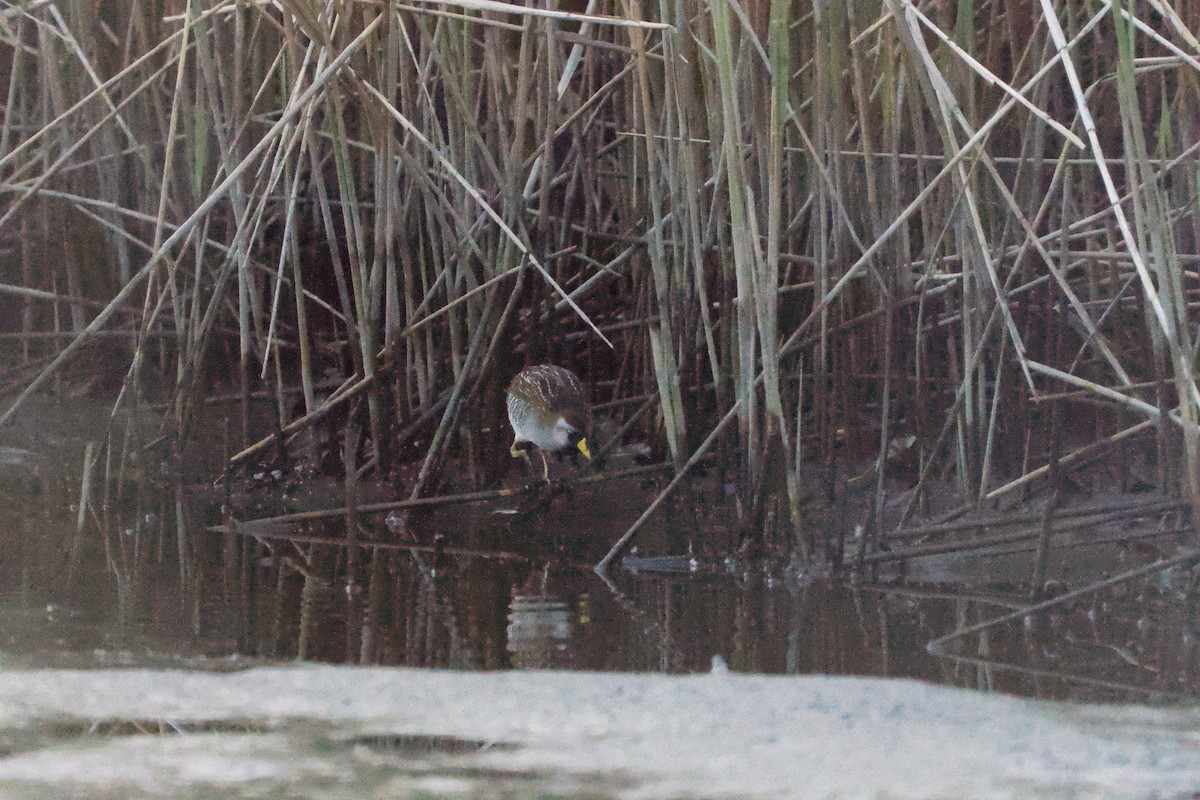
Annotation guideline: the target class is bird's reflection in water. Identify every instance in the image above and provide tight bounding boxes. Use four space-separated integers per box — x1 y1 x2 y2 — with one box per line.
507 565 574 669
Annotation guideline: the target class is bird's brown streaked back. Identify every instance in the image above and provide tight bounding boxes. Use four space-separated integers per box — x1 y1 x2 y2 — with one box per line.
506 364 589 429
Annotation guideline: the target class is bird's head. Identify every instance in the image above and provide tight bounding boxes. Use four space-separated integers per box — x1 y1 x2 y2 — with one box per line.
555 418 592 459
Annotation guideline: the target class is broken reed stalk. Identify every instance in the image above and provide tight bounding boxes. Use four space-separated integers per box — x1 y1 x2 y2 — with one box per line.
67 441 97 579
884 497 1181 541
227 372 374 466
210 459 678 533
926 546 1200 656
862 507 1190 566
225 523 536 564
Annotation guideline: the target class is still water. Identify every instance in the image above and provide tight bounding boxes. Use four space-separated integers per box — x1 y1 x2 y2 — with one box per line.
0 400 1197 705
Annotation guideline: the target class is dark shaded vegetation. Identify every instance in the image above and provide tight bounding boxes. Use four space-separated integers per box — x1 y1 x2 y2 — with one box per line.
0 0 1199 569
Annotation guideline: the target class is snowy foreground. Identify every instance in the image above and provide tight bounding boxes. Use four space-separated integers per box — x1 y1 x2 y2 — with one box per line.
0 665 1198 799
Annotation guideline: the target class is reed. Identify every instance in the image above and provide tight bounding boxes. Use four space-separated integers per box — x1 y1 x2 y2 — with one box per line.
0 0 1197 565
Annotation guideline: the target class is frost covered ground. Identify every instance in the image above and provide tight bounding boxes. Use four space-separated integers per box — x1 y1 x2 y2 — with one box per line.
0 665 1198 799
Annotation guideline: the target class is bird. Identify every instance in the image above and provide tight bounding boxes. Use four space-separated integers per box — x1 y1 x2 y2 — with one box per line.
506 364 592 479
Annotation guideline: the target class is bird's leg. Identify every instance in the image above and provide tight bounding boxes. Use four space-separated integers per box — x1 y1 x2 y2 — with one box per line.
511 441 536 480
540 451 550 482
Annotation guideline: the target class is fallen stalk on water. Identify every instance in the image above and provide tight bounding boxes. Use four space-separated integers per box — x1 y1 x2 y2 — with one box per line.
208 459 678 532
884 498 1182 541
926 547 1200 656
217 521 537 564
868 523 1192 567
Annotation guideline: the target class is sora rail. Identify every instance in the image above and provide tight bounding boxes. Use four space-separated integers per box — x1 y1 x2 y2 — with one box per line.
506 364 592 479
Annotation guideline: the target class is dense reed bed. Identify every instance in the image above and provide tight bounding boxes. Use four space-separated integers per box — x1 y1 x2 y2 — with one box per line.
0 0 1198 561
